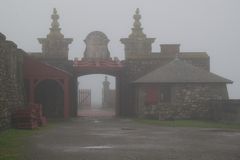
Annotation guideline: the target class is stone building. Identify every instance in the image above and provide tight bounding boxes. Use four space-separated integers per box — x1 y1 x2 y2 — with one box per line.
0 8 238 129
133 58 232 119
119 9 235 119
119 8 211 116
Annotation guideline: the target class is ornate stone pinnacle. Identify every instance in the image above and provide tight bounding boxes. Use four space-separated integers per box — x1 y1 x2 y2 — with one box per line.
136 8 139 14
38 8 73 59
129 8 146 39
53 8 57 14
133 8 141 29
50 8 60 32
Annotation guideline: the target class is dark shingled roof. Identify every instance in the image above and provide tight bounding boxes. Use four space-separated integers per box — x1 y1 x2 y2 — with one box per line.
134 58 233 84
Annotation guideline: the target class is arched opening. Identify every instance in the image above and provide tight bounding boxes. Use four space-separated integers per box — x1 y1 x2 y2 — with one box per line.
35 79 64 118
77 74 117 117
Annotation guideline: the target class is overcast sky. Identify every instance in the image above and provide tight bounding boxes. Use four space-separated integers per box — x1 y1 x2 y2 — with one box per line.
0 0 239 104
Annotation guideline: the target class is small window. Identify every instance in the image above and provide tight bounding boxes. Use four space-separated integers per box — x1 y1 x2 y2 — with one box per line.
159 86 171 102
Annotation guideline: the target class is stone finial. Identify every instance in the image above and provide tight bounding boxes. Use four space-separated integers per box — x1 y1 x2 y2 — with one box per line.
129 8 146 39
120 8 155 58
133 8 141 29
51 8 60 30
38 8 73 59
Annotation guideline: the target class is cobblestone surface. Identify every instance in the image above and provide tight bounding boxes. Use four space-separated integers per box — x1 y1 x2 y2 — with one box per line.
25 117 240 160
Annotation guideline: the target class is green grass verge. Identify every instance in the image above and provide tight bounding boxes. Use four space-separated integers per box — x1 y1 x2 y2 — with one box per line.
0 122 58 160
0 128 36 160
135 119 240 129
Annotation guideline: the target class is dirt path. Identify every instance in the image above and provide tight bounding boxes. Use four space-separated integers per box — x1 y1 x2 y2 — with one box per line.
25 117 240 160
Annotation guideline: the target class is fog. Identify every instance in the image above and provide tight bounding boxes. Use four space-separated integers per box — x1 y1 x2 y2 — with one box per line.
0 0 239 100
78 75 115 106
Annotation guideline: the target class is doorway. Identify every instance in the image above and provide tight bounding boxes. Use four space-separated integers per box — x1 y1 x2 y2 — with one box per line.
77 74 116 117
35 79 64 118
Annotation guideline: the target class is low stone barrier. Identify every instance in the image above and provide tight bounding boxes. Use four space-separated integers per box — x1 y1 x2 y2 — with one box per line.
142 99 240 122
209 100 240 122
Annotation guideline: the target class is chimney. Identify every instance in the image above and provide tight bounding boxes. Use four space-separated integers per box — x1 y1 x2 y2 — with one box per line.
160 44 180 55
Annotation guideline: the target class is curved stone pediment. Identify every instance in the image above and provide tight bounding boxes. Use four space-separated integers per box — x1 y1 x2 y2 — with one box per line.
83 31 110 60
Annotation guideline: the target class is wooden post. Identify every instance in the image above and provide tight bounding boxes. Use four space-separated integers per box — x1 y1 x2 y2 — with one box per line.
63 78 69 118
29 79 35 103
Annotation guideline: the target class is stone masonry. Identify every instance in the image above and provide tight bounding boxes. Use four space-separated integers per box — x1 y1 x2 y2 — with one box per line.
141 100 240 122
136 84 231 120
0 33 25 129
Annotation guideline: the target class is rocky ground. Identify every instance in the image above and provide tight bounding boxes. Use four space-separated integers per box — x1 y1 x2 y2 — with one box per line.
25 113 240 160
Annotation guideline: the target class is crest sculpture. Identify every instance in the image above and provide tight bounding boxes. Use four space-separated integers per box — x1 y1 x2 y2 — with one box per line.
83 31 110 60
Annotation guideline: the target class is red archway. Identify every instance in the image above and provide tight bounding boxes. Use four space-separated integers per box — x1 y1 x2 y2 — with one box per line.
23 56 71 118
73 58 124 116
23 56 124 118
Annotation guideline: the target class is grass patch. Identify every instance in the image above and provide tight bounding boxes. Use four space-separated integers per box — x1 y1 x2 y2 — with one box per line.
0 128 37 160
0 122 58 160
135 119 240 129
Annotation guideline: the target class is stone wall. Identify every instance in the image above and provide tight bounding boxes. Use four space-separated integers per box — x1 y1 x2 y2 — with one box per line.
0 33 25 129
140 100 240 122
123 59 172 82
173 84 229 103
208 100 240 122
135 83 238 121
0 33 7 129
141 102 211 120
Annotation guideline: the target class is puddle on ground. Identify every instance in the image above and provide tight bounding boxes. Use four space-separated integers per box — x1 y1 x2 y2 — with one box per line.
220 132 240 137
206 129 238 132
63 145 114 152
38 143 169 153
93 120 101 123
202 129 240 137
121 127 135 130
81 145 113 149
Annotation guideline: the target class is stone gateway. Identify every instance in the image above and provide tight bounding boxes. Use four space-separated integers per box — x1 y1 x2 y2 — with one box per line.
0 8 239 129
